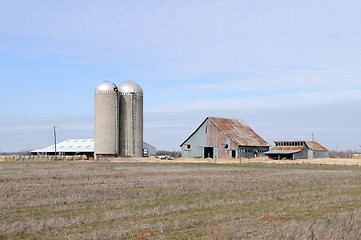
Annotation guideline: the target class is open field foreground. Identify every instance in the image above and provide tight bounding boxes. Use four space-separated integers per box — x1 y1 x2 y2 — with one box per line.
109 157 361 166
0 162 360 240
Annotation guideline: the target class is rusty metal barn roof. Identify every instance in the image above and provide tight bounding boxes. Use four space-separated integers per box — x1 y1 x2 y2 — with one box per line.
180 117 269 147
265 150 300 154
305 141 328 151
208 117 269 147
265 146 304 154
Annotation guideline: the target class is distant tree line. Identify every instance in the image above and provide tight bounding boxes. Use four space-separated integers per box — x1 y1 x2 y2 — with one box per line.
0 150 32 156
156 150 182 158
329 149 361 158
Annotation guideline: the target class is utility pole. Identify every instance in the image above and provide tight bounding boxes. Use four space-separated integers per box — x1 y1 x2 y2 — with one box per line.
54 126 57 161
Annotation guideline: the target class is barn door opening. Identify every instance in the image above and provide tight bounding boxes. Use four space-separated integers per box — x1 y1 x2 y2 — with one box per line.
232 150 236 158
204 147 214 158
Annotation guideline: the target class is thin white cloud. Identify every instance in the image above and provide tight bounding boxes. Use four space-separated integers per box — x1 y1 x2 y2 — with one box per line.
146 89 361 113
179 73 361 93
1 0 361 152
1 0 361 65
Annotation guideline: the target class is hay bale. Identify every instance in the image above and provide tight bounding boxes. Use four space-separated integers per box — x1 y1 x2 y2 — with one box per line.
79 155 88 160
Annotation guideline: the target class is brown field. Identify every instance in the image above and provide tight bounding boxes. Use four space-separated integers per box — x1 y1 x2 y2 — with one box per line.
114 156 361 166
0 161 360 239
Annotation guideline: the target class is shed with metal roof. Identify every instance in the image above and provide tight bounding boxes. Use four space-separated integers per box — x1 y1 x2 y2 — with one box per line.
265 140 329 160
31 139 94 157
31 139 156 158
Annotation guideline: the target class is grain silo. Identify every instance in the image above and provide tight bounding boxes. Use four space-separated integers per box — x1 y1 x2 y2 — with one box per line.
94 81 119 159
118 81 143 157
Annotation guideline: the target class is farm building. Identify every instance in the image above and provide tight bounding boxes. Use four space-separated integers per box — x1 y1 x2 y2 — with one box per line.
31 139 94 157
265 140 329 160
31 139 156 158
180 117 270 159
143 142 157 157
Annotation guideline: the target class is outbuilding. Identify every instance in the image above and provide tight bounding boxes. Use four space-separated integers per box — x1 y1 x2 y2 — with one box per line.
265 140 329 160
143 142 156 157
31 139 156 158
180 117 269 159
31 139 94 157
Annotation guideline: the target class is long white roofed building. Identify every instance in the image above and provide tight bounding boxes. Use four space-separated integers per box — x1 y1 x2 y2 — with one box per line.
31 139 94 157
31 139 156 158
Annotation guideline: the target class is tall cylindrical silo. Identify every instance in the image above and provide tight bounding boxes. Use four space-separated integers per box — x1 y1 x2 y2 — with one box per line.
94 81 119 159
118 81 143 157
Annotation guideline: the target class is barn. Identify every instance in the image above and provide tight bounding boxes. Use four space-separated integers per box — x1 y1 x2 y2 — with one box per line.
265 140 329 160
180 117 269 159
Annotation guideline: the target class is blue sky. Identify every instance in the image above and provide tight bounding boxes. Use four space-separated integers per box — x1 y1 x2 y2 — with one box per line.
1 0 361 152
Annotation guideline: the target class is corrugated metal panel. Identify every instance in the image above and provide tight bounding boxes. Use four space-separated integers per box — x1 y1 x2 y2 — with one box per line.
208 117 269 147
305 141 328 151
143 142 157 156
31 139 94 153
266 146 304 154
266 150 300 154
206 120 231 158
181 120 208 158
265 146 305 155
180 118 208 147
270 146 304 151
32 139 154 155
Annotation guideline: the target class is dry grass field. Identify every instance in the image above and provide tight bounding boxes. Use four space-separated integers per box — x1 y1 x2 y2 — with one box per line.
111 156 361 166
0 161 360 239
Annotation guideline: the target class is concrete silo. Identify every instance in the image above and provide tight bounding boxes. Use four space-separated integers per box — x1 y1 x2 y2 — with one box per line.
94 81 119 159
118 81 143 157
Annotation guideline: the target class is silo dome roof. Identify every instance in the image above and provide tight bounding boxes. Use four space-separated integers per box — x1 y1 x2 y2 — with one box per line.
118 81 143 95
95 81 118 93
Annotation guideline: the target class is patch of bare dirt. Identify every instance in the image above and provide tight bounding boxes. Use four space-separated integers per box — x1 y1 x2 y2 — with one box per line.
133 237 149 240
128 229 158 237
